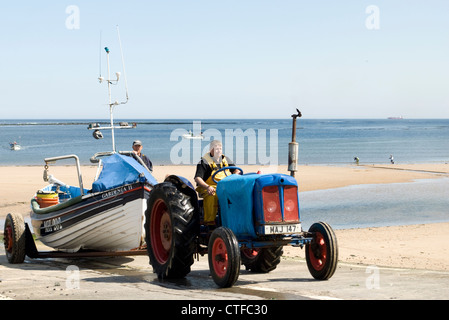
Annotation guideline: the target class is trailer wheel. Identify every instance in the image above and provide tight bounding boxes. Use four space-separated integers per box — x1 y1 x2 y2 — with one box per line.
306 221 338 280
4 213 26 264
241 246 283 273
145 182 198 279
208 227 241 288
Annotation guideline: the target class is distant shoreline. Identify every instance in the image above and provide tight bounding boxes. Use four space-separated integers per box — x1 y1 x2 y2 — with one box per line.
1 162 448 216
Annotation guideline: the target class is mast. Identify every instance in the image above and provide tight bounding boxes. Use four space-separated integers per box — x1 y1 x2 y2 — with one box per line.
88 27 135 151
105 47 116 151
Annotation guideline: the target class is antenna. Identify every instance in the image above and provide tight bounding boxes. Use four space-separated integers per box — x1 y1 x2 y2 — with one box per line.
117 25 129 104
99 30 102 81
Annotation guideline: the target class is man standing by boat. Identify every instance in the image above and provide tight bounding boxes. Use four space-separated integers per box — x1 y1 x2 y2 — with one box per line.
132 140 153 172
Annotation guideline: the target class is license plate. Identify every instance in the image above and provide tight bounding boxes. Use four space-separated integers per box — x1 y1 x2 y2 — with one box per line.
264 224 301 235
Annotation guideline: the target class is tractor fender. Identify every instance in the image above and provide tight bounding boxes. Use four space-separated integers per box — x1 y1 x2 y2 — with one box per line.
163 175 200 212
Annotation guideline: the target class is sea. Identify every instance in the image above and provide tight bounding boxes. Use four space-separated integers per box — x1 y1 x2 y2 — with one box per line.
1 118 449 229
2 118 449 166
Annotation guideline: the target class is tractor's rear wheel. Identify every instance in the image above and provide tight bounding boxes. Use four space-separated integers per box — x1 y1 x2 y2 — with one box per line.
241 246 283 273
305 221 338 280
4 213 26 264
208 227 241 288
145 182 199 279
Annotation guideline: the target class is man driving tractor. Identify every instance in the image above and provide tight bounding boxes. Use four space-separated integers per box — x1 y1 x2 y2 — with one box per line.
194 140 241 225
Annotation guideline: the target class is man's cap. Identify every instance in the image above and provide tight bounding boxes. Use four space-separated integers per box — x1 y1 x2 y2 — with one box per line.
133 140 143 146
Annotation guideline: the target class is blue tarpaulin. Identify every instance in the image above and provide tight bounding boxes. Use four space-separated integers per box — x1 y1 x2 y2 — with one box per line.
91 153 157 193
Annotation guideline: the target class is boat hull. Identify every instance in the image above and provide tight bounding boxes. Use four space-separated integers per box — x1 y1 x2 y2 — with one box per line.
31 182 151 252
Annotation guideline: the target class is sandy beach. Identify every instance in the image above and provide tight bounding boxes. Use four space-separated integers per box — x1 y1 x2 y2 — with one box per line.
1 163 448 271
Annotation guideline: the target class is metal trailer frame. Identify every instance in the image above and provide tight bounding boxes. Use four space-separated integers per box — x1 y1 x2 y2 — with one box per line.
23 224 147 259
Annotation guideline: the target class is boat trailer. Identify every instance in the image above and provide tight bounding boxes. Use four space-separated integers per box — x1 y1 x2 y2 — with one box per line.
23 224 147 259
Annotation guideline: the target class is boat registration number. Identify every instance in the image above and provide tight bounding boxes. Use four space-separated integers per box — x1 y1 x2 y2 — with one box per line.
264 224 301 235
44 217 62 233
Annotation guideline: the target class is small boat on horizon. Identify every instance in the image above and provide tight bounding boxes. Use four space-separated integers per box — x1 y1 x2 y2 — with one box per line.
9 141 21 150
387 116 404 120
182 130 204 139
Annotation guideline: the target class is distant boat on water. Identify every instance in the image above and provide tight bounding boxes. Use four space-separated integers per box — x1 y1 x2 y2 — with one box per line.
182 130 204 140
9 141 21 150
387 116 403 120
182 123 204 140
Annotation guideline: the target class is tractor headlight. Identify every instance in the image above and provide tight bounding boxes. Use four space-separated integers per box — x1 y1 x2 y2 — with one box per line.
283 185 299 221
262 186 282 222
266 200 278 213
285 199 295 212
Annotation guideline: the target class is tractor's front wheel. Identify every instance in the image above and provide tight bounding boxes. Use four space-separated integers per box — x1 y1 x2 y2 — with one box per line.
208 227 241 288
145 182 199 279
305 221 338 280
4 213 26 264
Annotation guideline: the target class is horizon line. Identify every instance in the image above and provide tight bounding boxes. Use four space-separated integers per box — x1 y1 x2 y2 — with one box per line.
2 117 449 121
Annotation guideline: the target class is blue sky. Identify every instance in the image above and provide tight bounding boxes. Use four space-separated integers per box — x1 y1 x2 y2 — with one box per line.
1 1 448 119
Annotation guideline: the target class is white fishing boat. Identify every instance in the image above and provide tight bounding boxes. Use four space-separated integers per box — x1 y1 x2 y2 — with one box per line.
9 141 21 150
182 130 204 139
28 151 155 253
3 27 157 262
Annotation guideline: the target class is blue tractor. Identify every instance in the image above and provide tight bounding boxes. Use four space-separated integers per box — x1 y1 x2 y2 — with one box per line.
144 166 338 288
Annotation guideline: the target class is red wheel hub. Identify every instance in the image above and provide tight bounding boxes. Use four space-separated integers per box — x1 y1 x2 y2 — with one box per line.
4 225 13 252
241 248 259 259
212 237 228 278
308 232 327 271
150 199 172 264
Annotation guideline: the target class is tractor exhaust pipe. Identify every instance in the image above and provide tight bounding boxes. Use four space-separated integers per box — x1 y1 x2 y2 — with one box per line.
289 109 302 177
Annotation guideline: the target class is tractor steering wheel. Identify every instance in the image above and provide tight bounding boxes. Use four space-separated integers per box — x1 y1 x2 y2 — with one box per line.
211 166 243 184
